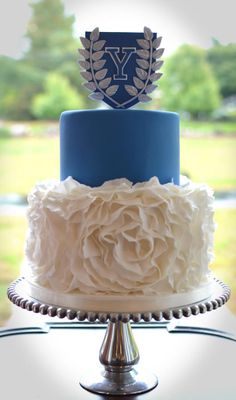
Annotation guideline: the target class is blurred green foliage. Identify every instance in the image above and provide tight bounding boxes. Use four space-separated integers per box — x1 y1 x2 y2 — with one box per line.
0 126 11 138
0 57 43 119
0 0 94 121
25 0 77 72
0 0 236 121
207 41 236 98
160 45 221 118
32 73 84 119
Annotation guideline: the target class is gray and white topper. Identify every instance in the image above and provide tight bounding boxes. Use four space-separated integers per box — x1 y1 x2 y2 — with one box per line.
78 27 164 109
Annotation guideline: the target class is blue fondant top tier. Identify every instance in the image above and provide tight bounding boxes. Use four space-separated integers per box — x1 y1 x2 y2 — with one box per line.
60 109 179 186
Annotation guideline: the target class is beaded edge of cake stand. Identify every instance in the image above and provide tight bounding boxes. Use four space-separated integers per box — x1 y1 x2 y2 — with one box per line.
7 277 231 323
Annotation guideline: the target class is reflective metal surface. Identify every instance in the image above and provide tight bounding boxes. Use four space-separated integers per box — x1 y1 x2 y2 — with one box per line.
80 320 158 395
6 277 232 396
7 277 231 322
99 320 139 370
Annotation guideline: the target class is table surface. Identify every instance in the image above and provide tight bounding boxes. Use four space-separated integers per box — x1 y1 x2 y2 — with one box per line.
1 305 236 400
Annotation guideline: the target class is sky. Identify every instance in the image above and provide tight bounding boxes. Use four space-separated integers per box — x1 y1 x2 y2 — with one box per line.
0 0 235 59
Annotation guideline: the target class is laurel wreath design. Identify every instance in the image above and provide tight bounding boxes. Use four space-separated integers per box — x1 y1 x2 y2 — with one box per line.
124 27 164 106
78 27 164 108
78 27 120 107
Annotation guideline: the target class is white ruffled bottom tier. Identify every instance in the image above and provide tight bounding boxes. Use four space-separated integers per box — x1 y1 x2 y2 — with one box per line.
25 176 215 303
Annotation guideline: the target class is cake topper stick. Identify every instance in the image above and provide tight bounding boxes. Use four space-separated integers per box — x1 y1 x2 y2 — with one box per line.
78 27 164 109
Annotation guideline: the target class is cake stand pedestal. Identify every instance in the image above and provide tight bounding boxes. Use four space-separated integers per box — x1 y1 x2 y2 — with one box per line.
7 277 230 396
80 318 158 395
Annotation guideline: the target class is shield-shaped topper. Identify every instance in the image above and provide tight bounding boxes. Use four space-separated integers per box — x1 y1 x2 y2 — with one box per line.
78 27 164 109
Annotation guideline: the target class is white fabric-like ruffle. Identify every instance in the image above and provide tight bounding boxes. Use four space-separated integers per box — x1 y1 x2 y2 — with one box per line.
25 177 215 295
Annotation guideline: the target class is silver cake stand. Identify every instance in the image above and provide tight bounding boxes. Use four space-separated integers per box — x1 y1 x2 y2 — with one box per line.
7 277 230 396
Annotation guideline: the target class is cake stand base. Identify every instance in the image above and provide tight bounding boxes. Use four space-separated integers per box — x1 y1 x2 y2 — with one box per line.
80 319 158 395
7 277 231 397
80 367 158 396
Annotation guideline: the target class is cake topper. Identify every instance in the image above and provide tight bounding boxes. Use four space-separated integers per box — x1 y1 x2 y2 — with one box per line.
78 27 164 109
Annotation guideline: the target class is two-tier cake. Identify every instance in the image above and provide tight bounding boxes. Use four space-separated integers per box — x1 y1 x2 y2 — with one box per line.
24 27 215 312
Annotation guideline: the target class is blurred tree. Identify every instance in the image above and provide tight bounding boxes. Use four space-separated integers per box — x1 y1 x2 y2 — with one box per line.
0 0 93 120
31 73 83 119
25 0 94 111
207 42 236 98
24 0 90 100
0 56 43 120
25 0 77 71
160 45 221 119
